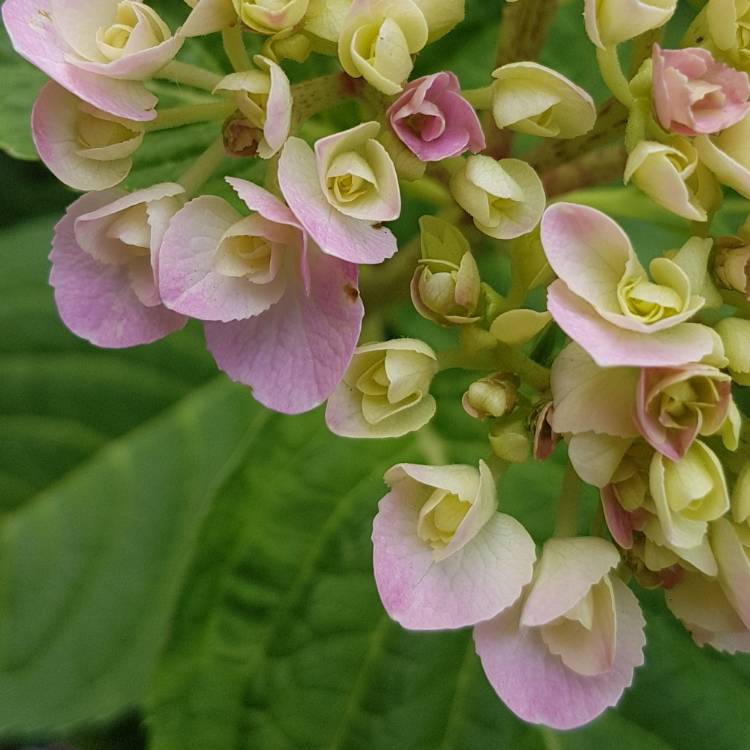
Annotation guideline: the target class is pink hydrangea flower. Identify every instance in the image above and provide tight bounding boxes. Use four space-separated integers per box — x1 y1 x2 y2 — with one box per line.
474 537 646 729
50 183 187 348
277 123 399 265
652 44 750 136
386 71 485 161
2 0 185 121
158 177 364 415
541 203 716 367
372 461 536 630
634 364 732 461
32 82 144 191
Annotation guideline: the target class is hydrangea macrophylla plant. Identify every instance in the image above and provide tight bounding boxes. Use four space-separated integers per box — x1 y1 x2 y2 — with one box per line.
9 0 750 737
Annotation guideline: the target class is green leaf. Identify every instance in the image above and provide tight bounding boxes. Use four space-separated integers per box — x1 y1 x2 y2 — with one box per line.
0 24 45 160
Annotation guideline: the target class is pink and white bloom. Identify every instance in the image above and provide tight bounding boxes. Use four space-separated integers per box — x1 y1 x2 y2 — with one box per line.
373 461 536 630
32 82 144 191
278 123 399 265
158 177 364 414
214 55 292 159
635 365 732 460
2 0 184 121
386 72 485 162
541 203 716 367
652 45 750 136
474 537 646 730
50 183 186 348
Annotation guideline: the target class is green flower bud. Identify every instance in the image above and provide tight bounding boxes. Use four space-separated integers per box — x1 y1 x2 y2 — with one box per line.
462 373 518 420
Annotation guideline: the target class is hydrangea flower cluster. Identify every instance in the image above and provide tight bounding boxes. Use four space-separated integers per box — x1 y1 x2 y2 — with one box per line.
6 0 750 731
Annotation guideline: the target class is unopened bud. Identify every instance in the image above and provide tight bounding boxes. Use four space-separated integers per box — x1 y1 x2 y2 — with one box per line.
489 416 530 463
714 237 750 297
462 373 518 420
530 401 558 460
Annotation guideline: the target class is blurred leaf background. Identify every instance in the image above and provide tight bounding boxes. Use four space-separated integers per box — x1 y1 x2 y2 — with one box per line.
1 1 750 748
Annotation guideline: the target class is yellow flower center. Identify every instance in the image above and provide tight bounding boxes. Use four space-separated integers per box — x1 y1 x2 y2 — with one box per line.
417 489 472 548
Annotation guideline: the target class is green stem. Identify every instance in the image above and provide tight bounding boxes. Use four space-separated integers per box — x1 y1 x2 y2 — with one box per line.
541 144 627 198
486 455 509 481
291 73 360 129
554 463 582 537
463 86 494 110
401 176 453 206
176 135 227 198
156 61 223 92
144 100 236 132
721 289 750 318
596 46 634 108
222 23 252 72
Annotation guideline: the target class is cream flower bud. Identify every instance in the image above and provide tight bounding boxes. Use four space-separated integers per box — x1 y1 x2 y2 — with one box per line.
489 416 531 463
490 309 552 346
338 0 428 95
232 0 310 34
462 373 518 420
695 111 750 199
624 139 718 221
714 236 750 297
316 121 400 222
715 317 750 385
491 62 596 139
450 155 545 240
261 28 313 62
410 216 480 326
649 440 730 549
584 0 677 49
325 338 439 438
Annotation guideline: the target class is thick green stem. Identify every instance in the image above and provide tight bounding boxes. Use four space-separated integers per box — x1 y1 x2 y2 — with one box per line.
463 86 494 110
144 100 236 132
542 144 627 198
157 61 223 91
555 463 582 537
596 46 635 107
291 73 361 129
222 23 252 72
176 135 227 198
528 98 628 172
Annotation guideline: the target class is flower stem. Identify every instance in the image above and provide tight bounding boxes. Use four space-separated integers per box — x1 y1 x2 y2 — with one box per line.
291 73 361 129
144 100 236 132
462 86 494 110
542 144 627 198
554 463 582 537
156 61 223 92
596 46 634 107
176 135 227 199
222 23 252 72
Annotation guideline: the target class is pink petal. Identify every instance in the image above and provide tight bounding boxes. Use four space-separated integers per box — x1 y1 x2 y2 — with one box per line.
373 487 535 630
50 191 185 348
277 137 398 265
547 280 714 367
474 576 646 730
227 177 301 228
601 485 635 549
387 71 485 161
158 196 287 322
32 82 140 191
541 203 638 313
204 247 363 414
2 0 156 120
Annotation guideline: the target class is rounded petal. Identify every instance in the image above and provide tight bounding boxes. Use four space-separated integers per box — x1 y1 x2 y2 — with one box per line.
204 247 363 414
373 487 536 630
547 280 715 367
521 537 620 627
50 191 185 348
278 137 398 264
474 576 646 730
32 82 142 191
182 0 237 36
1 0 156 120
551 342 640 438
